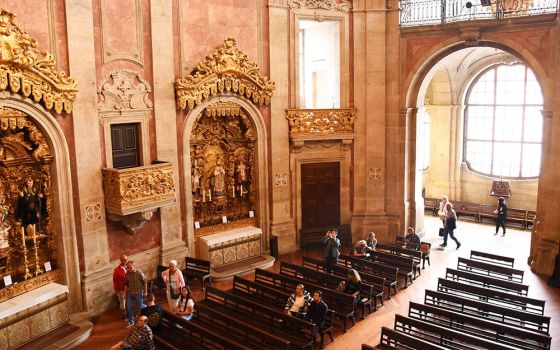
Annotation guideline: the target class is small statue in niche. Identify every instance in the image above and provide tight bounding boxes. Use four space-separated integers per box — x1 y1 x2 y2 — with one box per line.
192 161 202 200
235 156 249 195
16 176 47 236
0 194 10 249
212 158 226 198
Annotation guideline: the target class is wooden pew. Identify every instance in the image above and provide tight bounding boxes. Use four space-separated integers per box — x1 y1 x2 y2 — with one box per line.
194 303 291 350
302 256 385 313
300 224 352 250
454 201 481 221
393 314 519 350
457 257 524 283
367 250 415 287
375 243 423 277
232 275 289 309
368 327 447 350
445 268 529 296
183 257 212 291
437 278 545 315
338 255 398 298
408 302 552 350
478 204 498 223
423 198 439 216
526 210 537 229
254 268 356 332
507 207 529 228
202 286 316 349
155 310 252 350
424 289 551 333
470 250 515 268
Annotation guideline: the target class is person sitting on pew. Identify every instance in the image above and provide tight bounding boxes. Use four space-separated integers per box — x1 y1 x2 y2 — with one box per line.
351 240 370 259
285 283 311 317
140 294 163 334
404 227 421 250
175 286 195 321
343 269 362 303
109 315 155 350
305 290 328 341
365 232 377 251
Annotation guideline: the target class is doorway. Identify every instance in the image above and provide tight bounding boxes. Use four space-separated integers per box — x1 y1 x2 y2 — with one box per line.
301 162 341 229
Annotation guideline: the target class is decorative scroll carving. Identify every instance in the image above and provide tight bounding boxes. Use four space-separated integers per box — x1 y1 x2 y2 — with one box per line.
0 107 58 300
98 69 153 112
85 203 102 223
102 161 176 217
288 0 352 12
275 173 288 186
0 8 77 114
175 38 275 110
460 29 481 47
369 168 383 181
190 102 257 231
286 108 357 135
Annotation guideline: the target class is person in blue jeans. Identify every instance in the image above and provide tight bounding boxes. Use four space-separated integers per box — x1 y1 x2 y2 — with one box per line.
124 261 147 327
439 202 461 249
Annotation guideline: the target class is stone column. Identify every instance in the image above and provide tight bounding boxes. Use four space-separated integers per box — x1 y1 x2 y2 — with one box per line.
66 0 111 314
268 0 296 253
403 107 418 233
150 0 188 265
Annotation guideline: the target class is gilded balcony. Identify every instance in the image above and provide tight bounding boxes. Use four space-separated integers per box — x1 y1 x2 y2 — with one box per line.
102 161 176 217
286 108 357 152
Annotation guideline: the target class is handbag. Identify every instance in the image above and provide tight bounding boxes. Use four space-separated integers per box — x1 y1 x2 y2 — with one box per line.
438 228 445 237
167 272 180 299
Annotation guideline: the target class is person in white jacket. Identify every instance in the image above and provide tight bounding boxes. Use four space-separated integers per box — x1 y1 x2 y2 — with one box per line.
161 260 186 311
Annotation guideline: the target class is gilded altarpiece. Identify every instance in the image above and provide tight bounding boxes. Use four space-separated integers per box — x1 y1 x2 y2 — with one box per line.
0 107 59 302
190 102 257 236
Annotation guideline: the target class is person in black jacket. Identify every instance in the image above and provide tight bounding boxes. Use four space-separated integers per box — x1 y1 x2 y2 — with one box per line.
494 197 508 236
439 202 461 249
140 294 163 334
321 229 340 273
305 291 328 340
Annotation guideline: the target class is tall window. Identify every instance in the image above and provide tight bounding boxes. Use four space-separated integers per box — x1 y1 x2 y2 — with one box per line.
298 20 340 109
464 64 543 178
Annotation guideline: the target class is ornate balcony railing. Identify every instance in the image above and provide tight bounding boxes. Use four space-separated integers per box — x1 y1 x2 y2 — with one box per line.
102 161 176 216
286 108 357 152
400 0 558 27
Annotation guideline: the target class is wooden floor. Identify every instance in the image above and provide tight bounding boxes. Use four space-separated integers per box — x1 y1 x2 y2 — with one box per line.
75 215 560 349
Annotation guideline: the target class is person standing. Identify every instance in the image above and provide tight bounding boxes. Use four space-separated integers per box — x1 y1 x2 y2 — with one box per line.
305 291 328 341
124 261 147 327
439 203 461 249
322 229 340 274
113 254 128 320
495 197 508 236
161 259 186 312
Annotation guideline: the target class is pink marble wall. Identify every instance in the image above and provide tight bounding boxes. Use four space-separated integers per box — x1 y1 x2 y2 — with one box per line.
102 0 139 57
1 0 51 52
108 212 162 261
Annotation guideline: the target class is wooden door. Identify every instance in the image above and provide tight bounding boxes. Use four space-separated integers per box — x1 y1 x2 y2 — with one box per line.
111 123 140 169
301 162 340 229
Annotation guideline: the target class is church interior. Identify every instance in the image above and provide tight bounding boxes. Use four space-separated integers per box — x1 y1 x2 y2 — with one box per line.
0 0 559 349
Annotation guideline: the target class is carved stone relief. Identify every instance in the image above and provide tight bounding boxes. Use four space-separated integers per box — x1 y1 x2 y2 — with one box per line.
97 69 153 112
369 167 383 182
85 203 102 223
275 172 288 186
288 0 352 12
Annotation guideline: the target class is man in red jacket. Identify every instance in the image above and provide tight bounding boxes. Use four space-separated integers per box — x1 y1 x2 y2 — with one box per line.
113 254 128 321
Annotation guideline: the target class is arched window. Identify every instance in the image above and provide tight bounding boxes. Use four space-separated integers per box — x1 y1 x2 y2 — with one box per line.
464 64 543 178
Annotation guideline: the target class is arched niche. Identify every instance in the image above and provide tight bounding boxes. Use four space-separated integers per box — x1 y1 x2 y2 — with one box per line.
182 96 269 255
0 93 82 312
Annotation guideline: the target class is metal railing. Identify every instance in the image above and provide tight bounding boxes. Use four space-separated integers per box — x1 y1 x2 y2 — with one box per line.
400 0 558 26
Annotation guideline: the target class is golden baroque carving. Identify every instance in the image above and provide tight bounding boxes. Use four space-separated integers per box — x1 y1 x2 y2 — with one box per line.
0 270 60 303
98 69 153 112
288 0 352 12
0 107 51 162
175 38 275 109
0 8 77 114
102 162 176 216
286 108 357 135
194 217 256 238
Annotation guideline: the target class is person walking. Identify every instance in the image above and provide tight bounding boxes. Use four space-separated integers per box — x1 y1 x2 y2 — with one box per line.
161 259 186 312
322 229 341 274
439 202 461 249
438 196 450 228
495 196 508 236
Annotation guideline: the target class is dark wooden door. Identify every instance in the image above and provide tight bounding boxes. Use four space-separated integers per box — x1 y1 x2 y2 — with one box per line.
111 123 140 169
301 162 340 229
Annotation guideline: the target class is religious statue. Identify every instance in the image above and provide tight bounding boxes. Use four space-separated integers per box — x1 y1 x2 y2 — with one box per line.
192 161 201 200
0 194 10 249
16 176 46 235
235 157 249 195
212 159 226 197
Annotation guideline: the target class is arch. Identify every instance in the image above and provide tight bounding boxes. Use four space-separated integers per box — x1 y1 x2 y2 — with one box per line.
1 93 83 312
181 95 270 253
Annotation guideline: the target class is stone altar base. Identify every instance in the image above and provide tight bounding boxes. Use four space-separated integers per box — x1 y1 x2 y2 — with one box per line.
210 254 275 282
0 283 93 349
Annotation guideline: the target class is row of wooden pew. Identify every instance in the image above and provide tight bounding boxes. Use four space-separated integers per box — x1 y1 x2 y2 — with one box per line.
363 250 553 349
